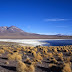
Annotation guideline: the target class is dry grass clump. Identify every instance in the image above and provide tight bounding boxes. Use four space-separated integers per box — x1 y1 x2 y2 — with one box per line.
16 60 35 72
63 57 71 63
49 63 57 68
16 48 22 51
47 52 53 58
34 48 37 52
25 57 31 64
48 47 52 51
28 64 35 72
3 47 8 50
24 52 26 55
52 52 58 56
30 46 34 50
31 50 37 57
7 50 13 53
42 48 48 54
27 49 31 53
43 50 48 55
57 48 61 52
7 53 16 61
16 60 27 72
48 57 58 64
57 56 64 61
35 53 43 60
37 52 41 56
53 48 58 53
62 62 71 72
58 52 63 57
63 49 69 52
16 54 22 61
0 54 2 56
48 63 65 72
32 58 42 64
51 58 58 63
52 47 57 52
22 47 26 51
7 52 22 61
0 49 5 54
4 61 9 64
43 54 48 58
68 51 72 56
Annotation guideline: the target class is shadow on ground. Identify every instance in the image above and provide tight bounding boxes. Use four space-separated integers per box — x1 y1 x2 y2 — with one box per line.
0 65 16 71
37 65 63 72
0 57 8 60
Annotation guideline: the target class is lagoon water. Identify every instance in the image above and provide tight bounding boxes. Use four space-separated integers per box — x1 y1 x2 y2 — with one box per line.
0 39 72 46
41 39 72 46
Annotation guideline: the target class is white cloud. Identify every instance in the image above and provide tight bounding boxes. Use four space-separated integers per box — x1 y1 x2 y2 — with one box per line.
38 32 72 36
44 18 68 21
38 32 59 35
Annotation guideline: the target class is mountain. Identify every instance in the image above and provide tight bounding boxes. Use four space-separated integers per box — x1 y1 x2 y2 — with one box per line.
0 26 72 39
56 34 68 36
0 26 24 33
0 26 40 36
56 33 71 37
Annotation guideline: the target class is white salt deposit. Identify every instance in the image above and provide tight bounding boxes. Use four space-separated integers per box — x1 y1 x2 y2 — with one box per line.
0 39 70 46
0 39 47 46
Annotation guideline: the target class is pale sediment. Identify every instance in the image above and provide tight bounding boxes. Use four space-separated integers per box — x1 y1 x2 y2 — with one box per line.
0 39 47 46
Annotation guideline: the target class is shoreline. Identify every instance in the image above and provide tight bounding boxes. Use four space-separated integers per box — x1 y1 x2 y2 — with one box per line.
0 39 72 46
0 39 47 46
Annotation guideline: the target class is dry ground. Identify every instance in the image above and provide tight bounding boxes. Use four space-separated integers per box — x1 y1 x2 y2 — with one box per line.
0 42 72 72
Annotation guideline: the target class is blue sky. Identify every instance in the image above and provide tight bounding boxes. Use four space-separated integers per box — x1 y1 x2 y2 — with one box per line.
0 0 72 35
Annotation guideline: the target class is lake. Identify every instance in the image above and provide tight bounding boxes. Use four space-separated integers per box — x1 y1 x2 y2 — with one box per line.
41 39 72 46
0 39 72 46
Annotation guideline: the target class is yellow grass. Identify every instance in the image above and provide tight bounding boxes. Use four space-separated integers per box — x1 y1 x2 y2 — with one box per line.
16 60 27 72
16 60 35 72
62 62 71 72
0 49 5 54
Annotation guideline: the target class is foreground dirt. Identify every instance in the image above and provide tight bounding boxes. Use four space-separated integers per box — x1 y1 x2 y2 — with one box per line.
0 42 72 72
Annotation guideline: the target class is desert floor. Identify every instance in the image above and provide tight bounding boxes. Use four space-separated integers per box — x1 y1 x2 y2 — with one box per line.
0 42 72 72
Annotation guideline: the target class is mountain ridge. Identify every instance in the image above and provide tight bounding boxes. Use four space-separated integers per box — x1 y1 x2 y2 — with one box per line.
0 26 40 36
0 26 72 39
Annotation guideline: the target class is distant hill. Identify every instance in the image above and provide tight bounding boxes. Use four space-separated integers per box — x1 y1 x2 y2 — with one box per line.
56 34 68 36
0 26 72 39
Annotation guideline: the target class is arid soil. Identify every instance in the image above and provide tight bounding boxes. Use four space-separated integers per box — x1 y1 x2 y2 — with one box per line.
0 42 72 72
0 35 72 39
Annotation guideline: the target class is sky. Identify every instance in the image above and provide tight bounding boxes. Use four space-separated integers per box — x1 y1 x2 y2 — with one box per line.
0 0 72 35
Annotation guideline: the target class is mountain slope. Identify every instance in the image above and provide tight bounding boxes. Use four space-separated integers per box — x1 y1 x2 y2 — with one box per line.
0 26 40 36
0 26 72 39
